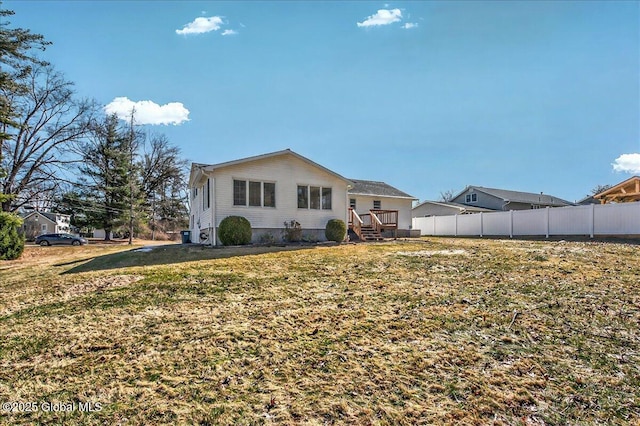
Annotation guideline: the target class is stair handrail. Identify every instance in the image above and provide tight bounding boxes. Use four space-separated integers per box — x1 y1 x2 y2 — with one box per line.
348 208 363 240
370 210 383 232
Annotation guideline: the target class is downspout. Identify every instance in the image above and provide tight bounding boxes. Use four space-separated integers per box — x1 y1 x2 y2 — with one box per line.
210 176 216 246
502 200 511 211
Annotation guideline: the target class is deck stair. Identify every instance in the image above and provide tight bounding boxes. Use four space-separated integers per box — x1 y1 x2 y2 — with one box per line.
359 226 384 241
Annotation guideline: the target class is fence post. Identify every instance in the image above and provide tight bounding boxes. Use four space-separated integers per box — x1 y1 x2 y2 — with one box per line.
479 212 483 237
590 203 595 238
454 214 458 237
433 216 436 236
509 210 513 238
546 206 550 239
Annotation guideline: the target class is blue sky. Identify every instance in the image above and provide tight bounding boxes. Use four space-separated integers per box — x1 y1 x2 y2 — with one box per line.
6 0 640 203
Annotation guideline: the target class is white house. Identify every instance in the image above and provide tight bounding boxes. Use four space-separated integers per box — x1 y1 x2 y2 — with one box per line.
189 149 351 244
188 149 418 244
21 211 71 240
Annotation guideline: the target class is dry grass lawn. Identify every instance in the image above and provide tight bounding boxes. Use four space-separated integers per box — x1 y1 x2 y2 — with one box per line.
0 238 638 425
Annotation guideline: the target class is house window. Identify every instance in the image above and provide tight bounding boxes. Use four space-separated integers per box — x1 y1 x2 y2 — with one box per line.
249 181 261 207
310 186 321 209
297 185 308 209
264 182 276 208
298 185 332 210
373 200 381 210
234 179 276 207
205 179 211 209
41 224 47 231
350 198 356 209
322 188 332 210
465 193 477 203
192 187 197 199
234 180 247 206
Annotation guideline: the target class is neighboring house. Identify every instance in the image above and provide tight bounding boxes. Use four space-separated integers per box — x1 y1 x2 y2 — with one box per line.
347 179 417 237
21 211 71 240
576 195 598 205
189 149 351 244
412 200 493 217
451 186 573 211
593 176 640 204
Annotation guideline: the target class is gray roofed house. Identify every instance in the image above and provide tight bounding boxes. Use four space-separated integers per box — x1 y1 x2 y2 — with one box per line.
20 211 71 240
452 186 574 211
412 200 494 217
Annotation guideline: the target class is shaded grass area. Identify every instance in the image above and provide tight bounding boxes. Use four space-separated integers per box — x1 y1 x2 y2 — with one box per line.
62 243 322 274
0 239 638 424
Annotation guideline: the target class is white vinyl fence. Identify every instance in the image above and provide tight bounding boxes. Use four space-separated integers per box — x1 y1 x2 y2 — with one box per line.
413 203 640 238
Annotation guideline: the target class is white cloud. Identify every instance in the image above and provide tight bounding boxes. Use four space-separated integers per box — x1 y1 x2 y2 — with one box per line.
176 16 224 35
612 153 640 174
104 97 190 126
357 8 402 27
221 29 238 36
402 22 418 29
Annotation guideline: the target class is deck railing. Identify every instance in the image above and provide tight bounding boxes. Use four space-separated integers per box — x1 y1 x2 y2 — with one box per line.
370 210 398 230
349 208 399 235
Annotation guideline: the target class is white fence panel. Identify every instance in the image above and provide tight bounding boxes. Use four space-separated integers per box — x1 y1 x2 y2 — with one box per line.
457 214 482 236
412 202 640 238
549 205 592 235
435 215 456 236
482 211 511 236
512 209 547 236
594 203 640 234
413 217 434 236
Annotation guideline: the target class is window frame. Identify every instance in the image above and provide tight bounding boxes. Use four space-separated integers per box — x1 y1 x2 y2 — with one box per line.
234 179 276 208
298 185 333 210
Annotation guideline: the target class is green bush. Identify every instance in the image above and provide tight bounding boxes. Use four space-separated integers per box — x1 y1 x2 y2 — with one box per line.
0 212 25 260
218 216 252 246
325 219 346 243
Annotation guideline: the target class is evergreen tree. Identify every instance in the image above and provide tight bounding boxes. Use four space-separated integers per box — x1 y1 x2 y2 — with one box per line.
78 115 132 241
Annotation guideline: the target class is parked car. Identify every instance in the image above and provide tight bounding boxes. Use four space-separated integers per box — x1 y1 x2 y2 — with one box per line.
35 233 88 246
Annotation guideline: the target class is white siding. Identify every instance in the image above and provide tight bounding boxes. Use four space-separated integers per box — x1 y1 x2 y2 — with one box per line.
189 179 213 243
213 154 348 230
349 195 413 229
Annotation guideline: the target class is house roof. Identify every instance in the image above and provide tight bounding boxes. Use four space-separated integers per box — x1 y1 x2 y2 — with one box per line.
191 149 352 185
455 186 573 207
21 211 68 223
348 179 417 200
593 176 640 203
413 200 494 213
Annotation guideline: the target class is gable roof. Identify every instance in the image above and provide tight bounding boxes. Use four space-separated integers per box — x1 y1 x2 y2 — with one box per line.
191 149 351 186
21 211 68 223
348 179 416 200
413 200 494 213
454 185 573 207
593 176 640 203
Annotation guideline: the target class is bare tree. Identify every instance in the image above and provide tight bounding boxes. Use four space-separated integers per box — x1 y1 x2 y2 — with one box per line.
0 64 96 211
439 189 456 202
139 133 188 239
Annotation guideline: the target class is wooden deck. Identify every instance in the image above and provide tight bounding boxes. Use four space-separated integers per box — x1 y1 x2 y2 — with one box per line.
348 208 398 241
